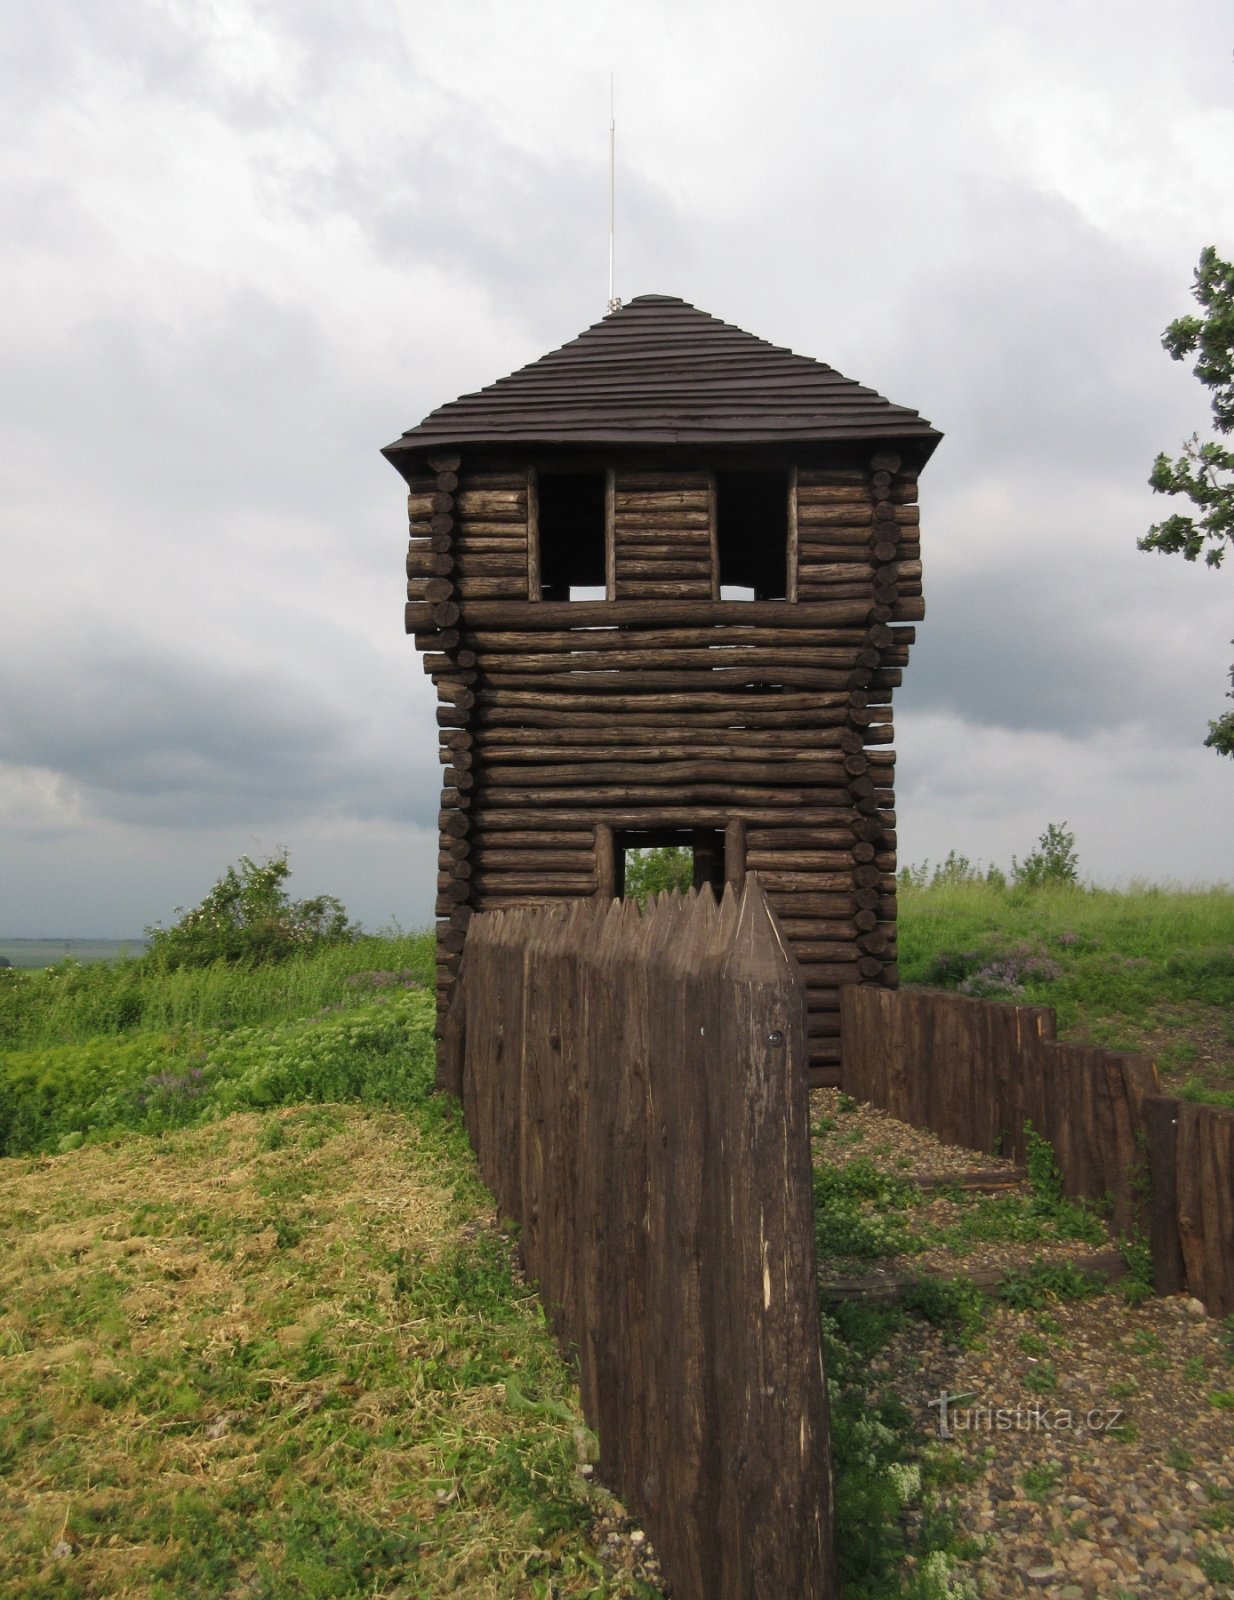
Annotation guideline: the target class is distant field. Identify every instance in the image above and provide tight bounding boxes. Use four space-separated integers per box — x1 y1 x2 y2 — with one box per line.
0 938 147 969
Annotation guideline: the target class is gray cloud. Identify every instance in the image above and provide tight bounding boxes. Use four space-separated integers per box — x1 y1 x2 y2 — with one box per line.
2 0 1232 936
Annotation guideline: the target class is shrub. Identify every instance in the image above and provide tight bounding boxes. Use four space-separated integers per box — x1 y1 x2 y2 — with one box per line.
1012 823 1080 889
144 853 357 970
622 845 693 904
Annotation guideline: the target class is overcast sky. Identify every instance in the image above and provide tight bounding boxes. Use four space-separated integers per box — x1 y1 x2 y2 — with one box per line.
2 0 1232 935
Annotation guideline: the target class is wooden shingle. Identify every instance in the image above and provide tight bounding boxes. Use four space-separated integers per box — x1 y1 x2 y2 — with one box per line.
384 294 940 464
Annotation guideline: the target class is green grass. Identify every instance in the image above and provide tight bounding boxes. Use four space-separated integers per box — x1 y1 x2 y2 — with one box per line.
0 933 435 1050
0 937 664 1598
896 879 1234 1092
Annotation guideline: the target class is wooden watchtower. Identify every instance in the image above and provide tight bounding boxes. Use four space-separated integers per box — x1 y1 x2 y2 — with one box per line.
383 294 940 1085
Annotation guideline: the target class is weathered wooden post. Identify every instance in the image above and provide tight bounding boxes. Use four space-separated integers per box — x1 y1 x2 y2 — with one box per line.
384 294 940 1087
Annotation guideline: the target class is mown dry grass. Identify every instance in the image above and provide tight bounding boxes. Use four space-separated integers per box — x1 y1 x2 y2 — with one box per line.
0 1107 659 1599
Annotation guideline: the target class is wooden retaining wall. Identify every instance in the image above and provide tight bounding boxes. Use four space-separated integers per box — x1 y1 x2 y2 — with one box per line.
440 878 834 1600
842 986 1234 1316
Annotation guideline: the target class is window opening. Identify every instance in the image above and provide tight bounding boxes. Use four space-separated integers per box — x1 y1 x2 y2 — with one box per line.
537 471 607 601
714 469 788 600
613 827 727 902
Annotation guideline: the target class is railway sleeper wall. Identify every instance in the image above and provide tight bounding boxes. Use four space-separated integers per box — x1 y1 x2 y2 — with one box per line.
405 446 920 1085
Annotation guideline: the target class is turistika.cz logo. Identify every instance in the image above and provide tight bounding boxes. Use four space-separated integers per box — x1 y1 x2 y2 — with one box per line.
927 1390 1124 1439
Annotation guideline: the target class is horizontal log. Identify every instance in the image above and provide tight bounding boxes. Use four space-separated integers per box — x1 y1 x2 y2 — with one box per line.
794 486 871 506
745 829 862 850
798 963 865 985
454 553 528 576
451 533 527 553
469 873 597 894
480 757 853 787
746 851 867 871
454 489 526 515
613 510 710 529
473 850 598 871
616 534 713 554
890 597 926 621
475 667 870 692
473 742 858 770
453 520 532 538
757 871 864 893
613 491 709 511
473 830 595 848
472 807 869 830
456 577 529 598
436 854 473 877
787 940 865 963
613 559 712 579
475 703 860 729
465 625 871 653
408 550 454 576
795 541 880 563
770 894 869 919
612 581 713 600
795 506 873 529
459 600 877 629
424 655 475 680
473 726 866 754
779 923 863 944
473 647 871 674
476 784 859 808
796 562 876 585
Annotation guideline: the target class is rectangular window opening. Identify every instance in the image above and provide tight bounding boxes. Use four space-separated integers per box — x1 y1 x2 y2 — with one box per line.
613 827 727 901
537 471 607 601
715 469 788 600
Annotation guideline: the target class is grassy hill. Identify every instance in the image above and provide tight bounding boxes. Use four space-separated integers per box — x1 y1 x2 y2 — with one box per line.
1 877 1231 1595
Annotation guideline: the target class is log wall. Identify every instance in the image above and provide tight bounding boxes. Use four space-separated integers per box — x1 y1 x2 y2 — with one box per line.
440 880 833 1600
404 445 921 1084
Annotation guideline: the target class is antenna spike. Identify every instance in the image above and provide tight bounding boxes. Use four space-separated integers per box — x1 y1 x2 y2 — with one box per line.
607 73 621 315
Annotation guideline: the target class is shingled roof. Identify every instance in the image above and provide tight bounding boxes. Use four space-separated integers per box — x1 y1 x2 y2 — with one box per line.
383 294 940 464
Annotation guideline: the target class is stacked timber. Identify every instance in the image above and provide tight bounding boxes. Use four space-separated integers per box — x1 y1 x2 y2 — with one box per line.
613 471 714 600
406 449 920 1084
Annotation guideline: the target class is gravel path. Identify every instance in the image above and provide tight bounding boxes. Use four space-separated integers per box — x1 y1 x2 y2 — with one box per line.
813 1089 1234 1598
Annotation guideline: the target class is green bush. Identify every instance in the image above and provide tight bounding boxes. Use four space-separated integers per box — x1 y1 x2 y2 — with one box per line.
1012 822 1080 889
622 845 693 904
144 852 357 970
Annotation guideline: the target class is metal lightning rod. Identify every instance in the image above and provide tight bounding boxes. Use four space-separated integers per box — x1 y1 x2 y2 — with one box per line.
607 75 621 313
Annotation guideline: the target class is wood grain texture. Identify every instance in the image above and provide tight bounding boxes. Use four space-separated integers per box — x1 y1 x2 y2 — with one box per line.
452 882 833 1598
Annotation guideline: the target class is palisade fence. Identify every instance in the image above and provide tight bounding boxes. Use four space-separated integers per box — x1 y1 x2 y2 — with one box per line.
438 876 834 1600
842 986 1234 1318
